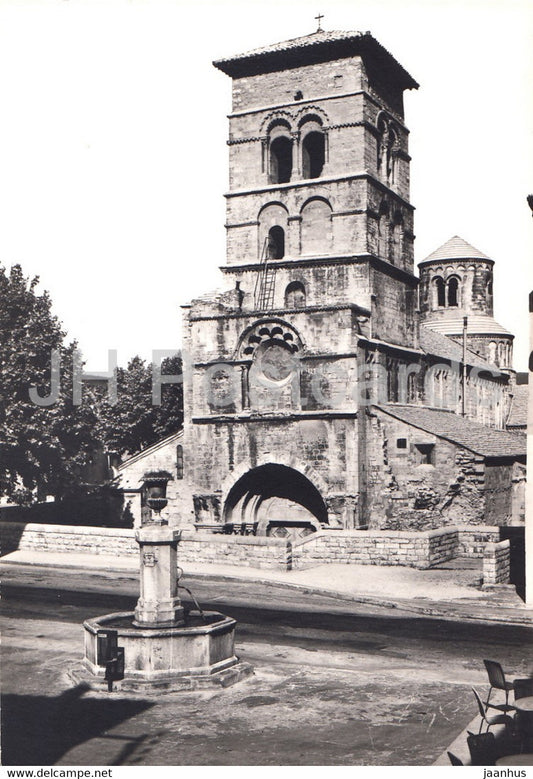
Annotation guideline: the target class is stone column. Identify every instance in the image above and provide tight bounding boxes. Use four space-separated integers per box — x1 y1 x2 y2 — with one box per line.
133 525 184 627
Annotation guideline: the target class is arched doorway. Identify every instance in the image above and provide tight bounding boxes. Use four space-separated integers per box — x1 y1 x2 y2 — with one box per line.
223 463 328 540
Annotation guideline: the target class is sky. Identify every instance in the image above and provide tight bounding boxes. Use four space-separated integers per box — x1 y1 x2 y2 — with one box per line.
0 0 531 371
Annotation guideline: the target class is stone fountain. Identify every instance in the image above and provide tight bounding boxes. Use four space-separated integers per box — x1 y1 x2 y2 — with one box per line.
69 472 252 691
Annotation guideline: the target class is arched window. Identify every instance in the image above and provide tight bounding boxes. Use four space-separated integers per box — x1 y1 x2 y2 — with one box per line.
268 226 285 259
407 371 418 403
435 277 446 308
378 201 389 260
300 198 333 255
447 277 459 307
377 114 397 184
285 281 306 308
270 136 292 184
391 212 403 265
487 279 493 307
176 445 183 480
488 341 497 363
258 203 289 261
302 132 325 179
387 358 399 402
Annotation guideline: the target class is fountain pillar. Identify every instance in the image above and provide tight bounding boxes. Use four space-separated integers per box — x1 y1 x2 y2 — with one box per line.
133 524 184 627
71 469 253 691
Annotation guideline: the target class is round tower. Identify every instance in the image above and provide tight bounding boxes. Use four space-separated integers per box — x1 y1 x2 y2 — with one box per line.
418 236 514 372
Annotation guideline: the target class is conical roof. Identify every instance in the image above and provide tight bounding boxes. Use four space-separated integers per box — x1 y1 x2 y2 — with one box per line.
419 236 492 265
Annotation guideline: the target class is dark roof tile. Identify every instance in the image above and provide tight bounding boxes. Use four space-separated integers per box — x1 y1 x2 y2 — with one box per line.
375 404 526 459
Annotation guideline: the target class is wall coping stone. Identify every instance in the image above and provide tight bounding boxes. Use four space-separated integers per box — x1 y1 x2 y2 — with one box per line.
0 522 135 538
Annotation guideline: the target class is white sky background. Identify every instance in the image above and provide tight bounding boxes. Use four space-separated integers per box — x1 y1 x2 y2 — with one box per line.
0 0 531 372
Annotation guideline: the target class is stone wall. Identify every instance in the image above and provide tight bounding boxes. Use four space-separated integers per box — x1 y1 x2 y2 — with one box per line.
482 540 511 585
0 522 138 558
0 523 289 570
178 532 289 570
1 522 504 572
456 526 500 557
363 409 519 531
291 528 459 570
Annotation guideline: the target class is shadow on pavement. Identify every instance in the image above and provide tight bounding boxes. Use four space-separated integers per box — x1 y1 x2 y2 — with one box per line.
1 683 154 765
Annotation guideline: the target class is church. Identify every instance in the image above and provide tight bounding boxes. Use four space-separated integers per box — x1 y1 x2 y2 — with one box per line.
119 28 526 541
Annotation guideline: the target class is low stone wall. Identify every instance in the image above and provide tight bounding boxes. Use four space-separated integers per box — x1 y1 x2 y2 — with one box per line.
179 532 289 570
0 521 504 572
483 540 511 585
292 528 459 570
0 523 289 570
0 522 138 558
456 526 500 558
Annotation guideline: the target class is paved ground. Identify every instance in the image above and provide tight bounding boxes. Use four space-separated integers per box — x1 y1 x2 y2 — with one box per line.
1 558 532 766
4 548 531 625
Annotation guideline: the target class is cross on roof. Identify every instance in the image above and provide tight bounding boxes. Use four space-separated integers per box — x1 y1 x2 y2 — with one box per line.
315 12 324 31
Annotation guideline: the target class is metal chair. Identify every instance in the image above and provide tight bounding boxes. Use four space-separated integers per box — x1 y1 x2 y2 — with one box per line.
513 678 533 700
483 659 515 713
467 731 498 766
472 687 514 733
447 751 464 766
513 678 533 748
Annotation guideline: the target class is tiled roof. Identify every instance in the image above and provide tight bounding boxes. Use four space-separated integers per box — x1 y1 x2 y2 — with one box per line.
422 315 513 337
216 29 363 60
213 30 419 88
419 326 501 373
419 236 492 265
507 384 529 429
376 404 526 459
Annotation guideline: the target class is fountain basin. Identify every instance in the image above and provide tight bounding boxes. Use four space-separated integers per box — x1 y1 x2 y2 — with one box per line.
70 609 253 692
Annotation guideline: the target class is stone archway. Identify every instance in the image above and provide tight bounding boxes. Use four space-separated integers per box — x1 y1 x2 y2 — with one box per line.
223 463 328 539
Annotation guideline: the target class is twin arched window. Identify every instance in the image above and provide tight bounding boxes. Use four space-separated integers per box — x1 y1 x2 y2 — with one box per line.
434 276 460 308
268 117 326 185
259 198 332 260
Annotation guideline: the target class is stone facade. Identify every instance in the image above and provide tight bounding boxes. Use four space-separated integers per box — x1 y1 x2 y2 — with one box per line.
360 407 526 531
105 30 524 553
116 431 195 528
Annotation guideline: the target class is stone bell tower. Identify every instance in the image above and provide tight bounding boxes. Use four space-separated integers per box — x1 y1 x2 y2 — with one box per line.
180 29 419 536
418 235 514 373
213 29 419 345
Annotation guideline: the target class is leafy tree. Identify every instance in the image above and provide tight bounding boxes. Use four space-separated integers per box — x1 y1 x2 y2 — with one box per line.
94 354 183 457
0 265 102 501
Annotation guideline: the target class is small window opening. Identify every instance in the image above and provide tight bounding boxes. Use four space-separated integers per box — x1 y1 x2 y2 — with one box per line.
176 445 183 479
285 281 306 308
448 277 459 307
267 226 285 259
294 90 303 101
270 136 293 184
397 438 407 449
415 443 434 465
302 132 325 179
435 277 446 307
